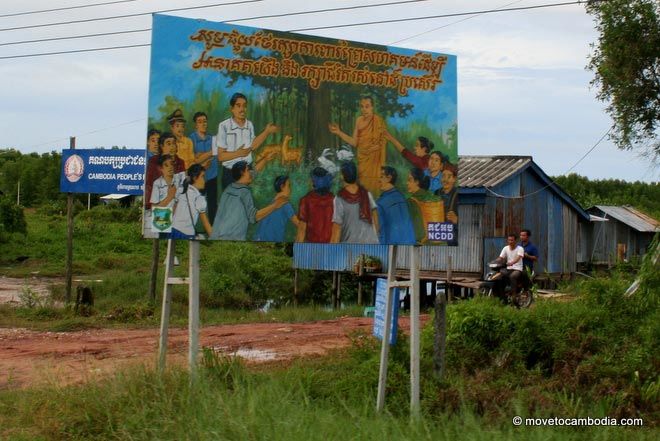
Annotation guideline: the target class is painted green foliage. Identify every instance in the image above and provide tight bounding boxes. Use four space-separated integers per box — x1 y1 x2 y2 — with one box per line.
586 0 660 157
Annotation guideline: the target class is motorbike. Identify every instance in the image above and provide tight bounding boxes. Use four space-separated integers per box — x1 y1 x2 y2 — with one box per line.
478 259 534 308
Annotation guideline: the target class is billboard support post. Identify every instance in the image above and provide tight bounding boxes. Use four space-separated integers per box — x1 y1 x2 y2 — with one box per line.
376 245 421 416
65 136 75 304
410 245 421 418
157 239 201 376
376 245 397 412
188 240 200 378
158 239 176 373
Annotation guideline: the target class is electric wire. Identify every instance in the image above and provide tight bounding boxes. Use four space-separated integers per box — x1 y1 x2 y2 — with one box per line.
0 0 595 59
0 0 428 46
484 127 612 200
290 1 596 32
0 0 139 19
0 29 150 48
389 0 525 45
0 0 266 32
27 118 147 149
0 43 150 60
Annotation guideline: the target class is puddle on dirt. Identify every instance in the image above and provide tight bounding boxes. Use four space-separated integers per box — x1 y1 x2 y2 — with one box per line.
210 346 279 362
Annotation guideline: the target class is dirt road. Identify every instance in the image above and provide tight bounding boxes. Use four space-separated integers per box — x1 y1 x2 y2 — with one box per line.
0 316 419 390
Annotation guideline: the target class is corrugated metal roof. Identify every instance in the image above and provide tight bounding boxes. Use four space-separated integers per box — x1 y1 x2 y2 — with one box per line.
458 156 532 188
592 206 660 233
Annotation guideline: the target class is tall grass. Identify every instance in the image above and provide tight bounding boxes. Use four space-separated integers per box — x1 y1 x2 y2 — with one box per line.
0 269 657 439
0 353 653 441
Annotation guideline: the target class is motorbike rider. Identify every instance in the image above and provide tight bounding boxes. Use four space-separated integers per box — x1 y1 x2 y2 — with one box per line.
519 229 538 275
496 233 527 296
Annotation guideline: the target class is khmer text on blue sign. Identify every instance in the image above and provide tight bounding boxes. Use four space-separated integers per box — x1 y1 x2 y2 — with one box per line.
60 149 146 195
373 278 399 345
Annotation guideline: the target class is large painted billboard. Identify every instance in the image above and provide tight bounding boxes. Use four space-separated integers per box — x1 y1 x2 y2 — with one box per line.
144 14 458 244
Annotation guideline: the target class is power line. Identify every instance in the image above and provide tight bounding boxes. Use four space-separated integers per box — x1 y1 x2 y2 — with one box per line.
0 28 150 48
0 0 428 47
227 0 429 24
485 127 612 200
0 0 266 32
28 118 147 149
389 0 526 45
0 0 139 19
290 1 594 32
0 0 594 60
0 43 150 60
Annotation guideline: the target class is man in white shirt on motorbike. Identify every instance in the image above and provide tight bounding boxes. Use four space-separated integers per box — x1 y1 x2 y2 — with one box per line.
498 233 526 296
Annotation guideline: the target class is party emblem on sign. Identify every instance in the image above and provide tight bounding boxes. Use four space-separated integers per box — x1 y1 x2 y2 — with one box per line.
63 154 84 183
152 207 173 232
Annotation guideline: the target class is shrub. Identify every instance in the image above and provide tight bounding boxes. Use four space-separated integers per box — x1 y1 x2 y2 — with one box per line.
0 196 26 242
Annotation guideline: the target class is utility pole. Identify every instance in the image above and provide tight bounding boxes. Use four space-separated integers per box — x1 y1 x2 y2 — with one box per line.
65 136 75 304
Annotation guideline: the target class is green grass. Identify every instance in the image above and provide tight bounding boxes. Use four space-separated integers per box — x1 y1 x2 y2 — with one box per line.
0 346 655 441
0 264 657 439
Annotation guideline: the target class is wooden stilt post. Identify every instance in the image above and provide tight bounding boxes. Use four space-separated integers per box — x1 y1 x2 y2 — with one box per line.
434 271 447 380
331 271 338 310
293 268 299 306
336 273 341 309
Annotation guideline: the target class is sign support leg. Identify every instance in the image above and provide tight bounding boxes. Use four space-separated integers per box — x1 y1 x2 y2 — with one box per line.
376 245 397 412
158 239 176 373
188 240 200 377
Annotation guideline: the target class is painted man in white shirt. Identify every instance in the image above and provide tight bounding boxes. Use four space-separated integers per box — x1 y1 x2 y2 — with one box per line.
216 92 279 189
498 233 527 295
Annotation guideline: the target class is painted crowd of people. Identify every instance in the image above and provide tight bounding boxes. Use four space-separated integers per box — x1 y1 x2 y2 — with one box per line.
143 93 458 244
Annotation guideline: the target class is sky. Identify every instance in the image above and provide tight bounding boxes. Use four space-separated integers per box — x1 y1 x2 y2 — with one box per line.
1 0 657 183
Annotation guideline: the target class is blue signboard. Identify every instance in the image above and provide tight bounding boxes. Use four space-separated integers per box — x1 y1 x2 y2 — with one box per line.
373 278 399 345
60 149 146 195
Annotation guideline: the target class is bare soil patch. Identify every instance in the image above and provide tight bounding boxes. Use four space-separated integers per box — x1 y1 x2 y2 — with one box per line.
0 316 422 389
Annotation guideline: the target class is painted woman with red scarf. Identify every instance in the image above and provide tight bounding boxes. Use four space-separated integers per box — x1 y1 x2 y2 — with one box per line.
330 161 379 244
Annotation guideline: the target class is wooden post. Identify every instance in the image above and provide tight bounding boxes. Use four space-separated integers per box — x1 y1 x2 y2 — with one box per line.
446 255 453 302
293 268 298 307
410 246 421 417
376 245 397 412
433 276 447 380
331 271 338 310
149 238 160 303
65 136 75 304
357 280 363 306
336 273 342 309
188 240 200 378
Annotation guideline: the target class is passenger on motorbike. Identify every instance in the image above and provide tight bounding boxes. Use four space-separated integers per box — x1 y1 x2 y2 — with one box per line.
519 229 538 277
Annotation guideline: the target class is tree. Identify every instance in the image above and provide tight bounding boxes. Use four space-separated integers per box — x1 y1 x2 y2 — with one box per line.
586 0 660 160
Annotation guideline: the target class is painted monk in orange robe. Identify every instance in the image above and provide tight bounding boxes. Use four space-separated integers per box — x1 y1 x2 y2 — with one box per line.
328 96 387 195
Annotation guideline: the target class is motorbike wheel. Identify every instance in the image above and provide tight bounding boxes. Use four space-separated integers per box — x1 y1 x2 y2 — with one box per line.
515 289 534 308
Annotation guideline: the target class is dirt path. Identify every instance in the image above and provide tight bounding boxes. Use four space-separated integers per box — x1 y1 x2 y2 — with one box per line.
0 316 421 390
